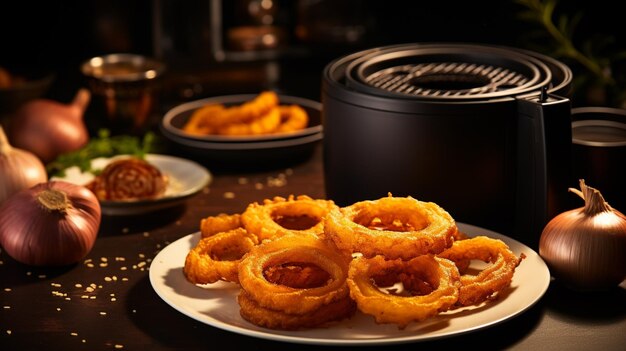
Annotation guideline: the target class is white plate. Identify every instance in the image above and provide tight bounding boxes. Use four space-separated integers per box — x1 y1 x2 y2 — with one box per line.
53 154 212 216
149 223 550 346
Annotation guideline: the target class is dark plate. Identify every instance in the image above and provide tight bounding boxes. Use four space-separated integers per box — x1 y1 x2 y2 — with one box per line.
160 94 322 143
160 93 323 169
166 131 323 170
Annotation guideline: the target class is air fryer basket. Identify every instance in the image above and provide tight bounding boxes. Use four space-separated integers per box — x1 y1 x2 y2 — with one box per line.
322 43 573 246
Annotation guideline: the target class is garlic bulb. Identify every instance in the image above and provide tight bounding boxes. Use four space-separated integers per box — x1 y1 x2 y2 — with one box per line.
539 180 626 291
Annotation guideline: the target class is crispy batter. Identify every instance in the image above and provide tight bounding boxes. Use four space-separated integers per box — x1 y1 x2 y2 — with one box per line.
437 236 523 306
180 91 310 137
200 213 242 238
183 228 258 284
182 104 226 135
238 290 356 330
241 195 339 241
276 104 308 133
237 233 351 315
347 254 461 329
324 194 457 260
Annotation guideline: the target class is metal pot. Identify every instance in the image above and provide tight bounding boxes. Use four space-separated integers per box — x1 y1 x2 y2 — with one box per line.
322 43 574 248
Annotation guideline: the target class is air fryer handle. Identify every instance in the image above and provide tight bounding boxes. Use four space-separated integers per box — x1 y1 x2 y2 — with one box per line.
515 90 572 248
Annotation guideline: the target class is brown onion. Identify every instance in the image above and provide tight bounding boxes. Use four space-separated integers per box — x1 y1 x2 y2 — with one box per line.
539 179 626 291
0 125 48 204
9 89 90 163
0 181 101 266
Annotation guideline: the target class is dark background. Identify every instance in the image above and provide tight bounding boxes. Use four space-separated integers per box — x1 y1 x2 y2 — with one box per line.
1 0 625 107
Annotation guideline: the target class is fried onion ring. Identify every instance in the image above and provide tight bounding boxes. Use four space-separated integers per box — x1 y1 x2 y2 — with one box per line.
237 290 356 330
347 254 461 328
180 91 312 137
182 104 226 135
437 236 523 306
183 228 258 285
324 195 457 260
241 195 339 241
182 91 280 136
237 234 351 315
200 213 242 238
275 104 308 133
216 106 281 136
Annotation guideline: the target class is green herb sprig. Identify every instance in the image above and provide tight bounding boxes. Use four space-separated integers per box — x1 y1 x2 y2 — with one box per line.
46 129 161 177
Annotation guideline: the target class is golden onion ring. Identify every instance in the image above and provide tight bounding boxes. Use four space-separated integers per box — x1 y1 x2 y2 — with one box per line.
237 290 356 330
183 228 258 285
241 195 339 241
181 91 280 136
200 213 242 238
437 236 523 306
237 234 351 315
182 104 226 135
347 254 461 328
216 106 281 136
275 104 309 133
324 195 457 260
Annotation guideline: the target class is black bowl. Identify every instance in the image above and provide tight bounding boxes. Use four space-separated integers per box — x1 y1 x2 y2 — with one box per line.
160 94 323 169
160 94 322 143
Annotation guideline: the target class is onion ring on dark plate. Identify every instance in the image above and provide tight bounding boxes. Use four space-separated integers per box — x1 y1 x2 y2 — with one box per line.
275 104 309 133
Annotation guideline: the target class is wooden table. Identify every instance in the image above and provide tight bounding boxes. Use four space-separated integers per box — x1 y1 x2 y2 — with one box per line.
1 143 625 351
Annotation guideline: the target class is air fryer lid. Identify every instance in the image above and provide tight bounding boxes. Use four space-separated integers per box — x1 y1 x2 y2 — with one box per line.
325 43 572 104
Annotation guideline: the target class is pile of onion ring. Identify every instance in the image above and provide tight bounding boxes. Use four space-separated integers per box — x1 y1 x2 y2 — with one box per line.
182 91 309 136
182 193 525 330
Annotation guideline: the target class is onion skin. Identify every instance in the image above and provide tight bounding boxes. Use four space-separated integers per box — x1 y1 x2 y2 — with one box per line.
9 89 90 163
0 181 101 266
0 125 48 204
539 180 626 291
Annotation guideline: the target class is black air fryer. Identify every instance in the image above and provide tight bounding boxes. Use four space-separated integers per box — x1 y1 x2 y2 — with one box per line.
321 43 574 248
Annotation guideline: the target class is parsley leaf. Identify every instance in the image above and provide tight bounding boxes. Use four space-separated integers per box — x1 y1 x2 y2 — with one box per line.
46 129 162 177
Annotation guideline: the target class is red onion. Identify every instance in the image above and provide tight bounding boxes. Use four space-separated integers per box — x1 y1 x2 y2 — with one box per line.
9 89 91 163
0 125 48 204
0 181 101 266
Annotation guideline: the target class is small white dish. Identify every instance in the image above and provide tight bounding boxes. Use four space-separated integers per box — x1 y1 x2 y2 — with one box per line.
52 154 211 216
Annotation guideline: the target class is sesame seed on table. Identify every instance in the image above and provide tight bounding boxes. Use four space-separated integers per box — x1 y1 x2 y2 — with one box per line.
1 143 625 350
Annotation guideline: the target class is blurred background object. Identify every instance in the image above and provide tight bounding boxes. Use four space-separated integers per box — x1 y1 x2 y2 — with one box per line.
570 107 626 212
0 69 54 130
81 53 166 135
1 0 625 122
